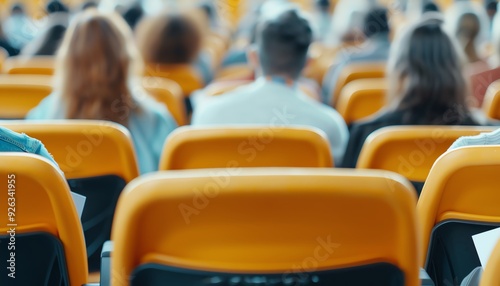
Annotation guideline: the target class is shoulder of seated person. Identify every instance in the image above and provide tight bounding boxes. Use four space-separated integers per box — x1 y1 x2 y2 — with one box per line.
0 127 40 153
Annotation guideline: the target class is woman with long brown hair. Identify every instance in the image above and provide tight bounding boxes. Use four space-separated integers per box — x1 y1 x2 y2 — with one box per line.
341 15 484 169
27 10 177 174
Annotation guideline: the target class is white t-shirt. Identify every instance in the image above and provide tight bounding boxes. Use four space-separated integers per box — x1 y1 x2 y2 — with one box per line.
192 78 349 165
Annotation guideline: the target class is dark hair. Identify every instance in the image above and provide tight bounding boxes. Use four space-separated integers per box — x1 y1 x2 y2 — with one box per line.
316 0 330 9
257 10 312 79
46 0 69 14
10 3 25 14
80 1 98 11
363 7 389 38
122 4 144 30
487 1 498 12
388 17 471 124
140 14 202 64
32 24 67 56
423 2 440 13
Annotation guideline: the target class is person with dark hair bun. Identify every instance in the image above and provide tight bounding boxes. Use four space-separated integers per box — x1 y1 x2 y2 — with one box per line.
193 9 349 166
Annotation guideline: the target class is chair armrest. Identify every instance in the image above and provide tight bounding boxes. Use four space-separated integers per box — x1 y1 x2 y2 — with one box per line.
420 268 435 286
100 241 113 286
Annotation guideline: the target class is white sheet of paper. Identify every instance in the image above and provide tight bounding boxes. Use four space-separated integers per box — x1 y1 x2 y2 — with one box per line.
472 227 500 267
70 191 86 219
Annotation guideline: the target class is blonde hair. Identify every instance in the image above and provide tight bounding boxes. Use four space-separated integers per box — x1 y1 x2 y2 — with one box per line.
55 9 143 126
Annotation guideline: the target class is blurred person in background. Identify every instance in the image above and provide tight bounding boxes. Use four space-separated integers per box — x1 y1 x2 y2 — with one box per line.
193 9 349 165
26 10 177 174
120 4 144 30
342 15 484 169
136 11 213 84
0 20 19 56
445 0 491 75
322 6 391 104
20 0 69 56
3 3 36 50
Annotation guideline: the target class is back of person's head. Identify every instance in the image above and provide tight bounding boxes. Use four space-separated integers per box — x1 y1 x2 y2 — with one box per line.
10 3 25 15
57 10 140 126
363 7 389 38
46 0 69 14
327 0 372 45
80 1 98 11
137 12 202 65
388 15 470 124
444 1 490 50
256 9 312 80
121 4 144 30
422 2 440 13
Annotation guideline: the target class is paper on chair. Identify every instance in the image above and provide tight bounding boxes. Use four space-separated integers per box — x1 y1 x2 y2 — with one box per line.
472 227 500 267
70 191 86 219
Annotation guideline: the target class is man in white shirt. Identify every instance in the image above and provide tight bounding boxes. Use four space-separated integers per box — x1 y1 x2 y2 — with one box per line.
192 9 349 165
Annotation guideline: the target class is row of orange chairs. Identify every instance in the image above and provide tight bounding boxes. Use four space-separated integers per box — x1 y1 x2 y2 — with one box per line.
2 142 500 285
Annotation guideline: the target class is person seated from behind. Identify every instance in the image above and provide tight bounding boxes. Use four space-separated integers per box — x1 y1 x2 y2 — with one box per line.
26 10 177 174
0 20 19 56
136 11 211 84
192 9 349 166
445 1 490 75
322 6 391 104
3 3 35 50
342 15 483 169
21 0 69 56
422 2 440 14
0 126 59 169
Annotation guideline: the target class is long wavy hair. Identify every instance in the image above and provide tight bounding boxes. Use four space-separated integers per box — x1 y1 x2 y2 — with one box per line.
55 10 142 126
387 15 472 125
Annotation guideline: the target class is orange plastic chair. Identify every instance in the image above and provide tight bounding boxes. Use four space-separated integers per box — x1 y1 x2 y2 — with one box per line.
356 125 496 182
3 56 55 75
330 61 386 107
111 168 419 286
0 120 139 272
144 63 204 96
481 79 500 120
142 77 187 126
0 153 88 286
480 238 500 286
417 146 500 285
160 126 333 169
0 74 53 118
214 64 254 81
336 78 388 125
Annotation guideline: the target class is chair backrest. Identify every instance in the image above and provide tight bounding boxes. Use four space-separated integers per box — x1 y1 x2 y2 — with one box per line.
144 63 204 96
3 56 55 75
331 61 386 107
336 78 388 125
480 238 500 286
0 120 140 271
111 168 419 286
356 125 496 182
417 146 500 285
0 154 87 286
142 77 187 126
214 64 255 81
0 74 53 118
160 126 333 170
482 79 500 120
